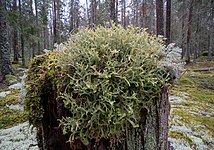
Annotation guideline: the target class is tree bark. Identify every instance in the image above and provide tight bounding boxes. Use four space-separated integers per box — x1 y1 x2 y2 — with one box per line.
208 0 213 60
186 0 194 64
121 0 126 27
0 0 13 79
110 0 116 22
18 0 25 67
91 0 97 27
165 0 171 45
12 0 19 63
52 0 57 44
35 0 41 54
181 0 186 59
156 0 164 36
42 0 49 50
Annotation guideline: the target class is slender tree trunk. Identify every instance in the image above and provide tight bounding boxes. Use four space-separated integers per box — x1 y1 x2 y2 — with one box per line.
165 0 171 45
0 0 13 79
186 0 193 64
115 0 118 23
42 0 49 50
156 0 164 36
208 1 213 60
91 0 97 26
12 0 19 63
56 0 60 43
134 0 139 26
121 0 126 27
110 0 116 22
35 0 41 54
53 0 57 44
71 0 75 32
181 0 186 59
86 0 90 26
18 0 25 67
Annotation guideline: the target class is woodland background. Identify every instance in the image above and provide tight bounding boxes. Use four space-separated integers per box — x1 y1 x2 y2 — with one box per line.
0 0 213 74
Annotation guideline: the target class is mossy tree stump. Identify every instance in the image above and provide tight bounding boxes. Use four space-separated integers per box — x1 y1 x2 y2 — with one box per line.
37 86 171 150
26 25 177 150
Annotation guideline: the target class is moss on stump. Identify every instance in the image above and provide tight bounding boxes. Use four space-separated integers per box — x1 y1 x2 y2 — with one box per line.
25 25 175 150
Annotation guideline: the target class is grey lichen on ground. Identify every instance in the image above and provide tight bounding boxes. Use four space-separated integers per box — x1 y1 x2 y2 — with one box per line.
169 61 214 150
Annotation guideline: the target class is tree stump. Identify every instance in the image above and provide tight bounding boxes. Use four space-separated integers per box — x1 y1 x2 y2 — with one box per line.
36 85 172 150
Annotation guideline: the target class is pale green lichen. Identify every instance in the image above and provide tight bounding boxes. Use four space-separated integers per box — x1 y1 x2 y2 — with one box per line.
26 25 175 146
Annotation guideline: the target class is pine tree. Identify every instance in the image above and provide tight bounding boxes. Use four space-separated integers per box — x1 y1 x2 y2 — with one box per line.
0 0 13 80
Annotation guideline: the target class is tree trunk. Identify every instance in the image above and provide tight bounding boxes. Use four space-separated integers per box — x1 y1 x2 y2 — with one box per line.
165 0 171 45
86 0 90 26
42 0 49 50
36 85 172 150
56 0 60 43
121 0 126 27
208 1 213 60
186 0 194 64
18 0 25 67
12 0 19 63
156 0 164 36
110 0 116 22
35 0 41 54
0 0 13 79
53 0 57 44
181 0 186 59
91 0 97 27
115 0 118 23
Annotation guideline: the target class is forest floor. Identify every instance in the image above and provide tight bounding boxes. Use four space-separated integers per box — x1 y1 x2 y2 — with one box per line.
0 64 38 150
168 61 214 150
0 61 213 150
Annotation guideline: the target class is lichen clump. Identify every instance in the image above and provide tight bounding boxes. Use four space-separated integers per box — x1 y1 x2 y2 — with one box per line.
26 25 172 145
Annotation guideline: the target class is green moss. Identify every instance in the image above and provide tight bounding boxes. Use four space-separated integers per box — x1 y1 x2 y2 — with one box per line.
169 131 193 147
0 90 19 106
4 74 17 83
0 108 27 129
0 91 27 129
169 62 214 139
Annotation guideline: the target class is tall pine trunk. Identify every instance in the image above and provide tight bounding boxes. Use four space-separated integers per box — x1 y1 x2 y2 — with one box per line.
186 0 193 64
35 0 41 54
165 0 171 45
156 0 164 36
12 0 19 63
0 0 13 79
18 0 25 67
110 0 116 22
53 0 57 44
121 0 126 27
208 1 213 60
